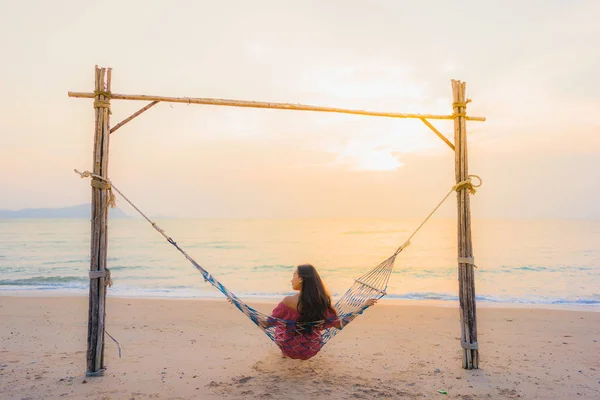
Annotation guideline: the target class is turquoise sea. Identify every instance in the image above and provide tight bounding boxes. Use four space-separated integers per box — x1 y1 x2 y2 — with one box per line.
1 217 599 309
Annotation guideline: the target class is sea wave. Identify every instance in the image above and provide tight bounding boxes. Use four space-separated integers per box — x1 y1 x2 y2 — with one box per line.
385 292 600 305
251 264 294 271
109 265 151 271
42 259 89 266
0 276 88 286
479 264 597 273
2 281 598 307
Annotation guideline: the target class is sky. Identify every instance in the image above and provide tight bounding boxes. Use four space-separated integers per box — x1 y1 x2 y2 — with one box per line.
1 0 599 219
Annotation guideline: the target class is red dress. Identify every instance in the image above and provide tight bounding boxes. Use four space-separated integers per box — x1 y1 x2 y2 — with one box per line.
268 302 338 360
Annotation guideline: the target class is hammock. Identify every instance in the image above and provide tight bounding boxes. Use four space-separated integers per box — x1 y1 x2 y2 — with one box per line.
75 169 480 359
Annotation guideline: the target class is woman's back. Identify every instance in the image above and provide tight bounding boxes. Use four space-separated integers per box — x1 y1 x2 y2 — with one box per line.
267 264 340 359
269 297 338 360
282 294 300 311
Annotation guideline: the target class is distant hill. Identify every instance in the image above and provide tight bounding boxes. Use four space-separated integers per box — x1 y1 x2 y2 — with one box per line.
0 204 130 219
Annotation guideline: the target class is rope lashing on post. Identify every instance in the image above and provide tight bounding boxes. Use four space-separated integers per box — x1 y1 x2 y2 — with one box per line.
93 100 111 108
458 257 477 269
85 369 105 377
88 269 113 287
461 340 479 350
453 174 482 195
93 90 112 111
452 100 471 108
75 170 116 209
452 99 472 118
90 179 116 209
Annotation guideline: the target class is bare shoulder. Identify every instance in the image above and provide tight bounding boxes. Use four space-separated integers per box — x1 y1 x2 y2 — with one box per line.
282 294 299 310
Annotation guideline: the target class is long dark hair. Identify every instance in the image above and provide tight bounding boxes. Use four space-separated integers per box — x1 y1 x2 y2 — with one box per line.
297 264 337 327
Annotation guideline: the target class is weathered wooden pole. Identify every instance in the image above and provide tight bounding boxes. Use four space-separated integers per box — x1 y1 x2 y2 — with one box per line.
452 79 479 369
86 66 112 376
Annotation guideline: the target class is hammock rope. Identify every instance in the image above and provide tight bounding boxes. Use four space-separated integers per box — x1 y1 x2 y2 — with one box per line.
74 168 480 359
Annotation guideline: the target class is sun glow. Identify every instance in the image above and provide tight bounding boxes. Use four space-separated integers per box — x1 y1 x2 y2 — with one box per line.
297 65 451 172
329 118 446 171
333 140 402 171
351 149 403 171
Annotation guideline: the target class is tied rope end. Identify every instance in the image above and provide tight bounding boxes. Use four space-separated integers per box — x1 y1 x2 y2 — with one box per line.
74 169 91 179
105 268 113 287
74 168 117 209
89 269 114 287
107 192 117 209
453 175 482 195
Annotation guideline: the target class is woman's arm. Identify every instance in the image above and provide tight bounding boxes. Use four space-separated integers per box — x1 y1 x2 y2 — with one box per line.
332 298 378 329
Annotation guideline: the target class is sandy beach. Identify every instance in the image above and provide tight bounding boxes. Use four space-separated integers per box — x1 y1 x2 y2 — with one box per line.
1 296 599 399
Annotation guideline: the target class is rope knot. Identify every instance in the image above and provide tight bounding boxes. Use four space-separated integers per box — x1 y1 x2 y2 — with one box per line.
94 90 112 99
91 179 116 208
452 99 471 109
453 175 482 195
452 99 471 118
75 170 93 179
93 90 112 113
74 169 116 209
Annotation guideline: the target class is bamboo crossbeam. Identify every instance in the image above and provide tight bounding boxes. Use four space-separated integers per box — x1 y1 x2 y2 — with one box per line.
419 118 455 151
110 101 159 134
68 91 486 122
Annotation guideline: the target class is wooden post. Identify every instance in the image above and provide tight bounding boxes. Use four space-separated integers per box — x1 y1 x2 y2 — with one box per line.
86 66 112 376
452 79 479 369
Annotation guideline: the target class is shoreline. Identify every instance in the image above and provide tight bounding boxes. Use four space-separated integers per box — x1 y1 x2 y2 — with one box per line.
1 290 599 313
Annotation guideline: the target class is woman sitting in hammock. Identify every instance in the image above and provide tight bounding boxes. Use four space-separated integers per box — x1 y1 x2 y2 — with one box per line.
263 264 377 360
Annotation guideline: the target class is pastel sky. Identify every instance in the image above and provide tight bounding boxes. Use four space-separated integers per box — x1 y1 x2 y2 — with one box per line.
1 0 599 218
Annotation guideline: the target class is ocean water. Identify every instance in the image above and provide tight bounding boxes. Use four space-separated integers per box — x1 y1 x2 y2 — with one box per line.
0 217 599 308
